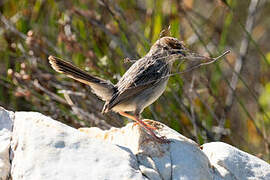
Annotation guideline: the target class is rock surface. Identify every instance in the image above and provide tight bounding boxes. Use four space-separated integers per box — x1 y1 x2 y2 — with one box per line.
79 121 213 180
0 107 14 180
202 142 270 180
10 112 145 180
0 106 269 180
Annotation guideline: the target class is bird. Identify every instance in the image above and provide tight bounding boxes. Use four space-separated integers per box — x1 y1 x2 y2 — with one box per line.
48 36 192 143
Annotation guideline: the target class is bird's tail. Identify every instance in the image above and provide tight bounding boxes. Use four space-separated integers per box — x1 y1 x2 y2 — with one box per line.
48 56 115 102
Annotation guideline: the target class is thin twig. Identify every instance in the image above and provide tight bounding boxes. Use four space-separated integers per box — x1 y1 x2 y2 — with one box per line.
120 49 229 91
0 12 27 39
32 79 111 129
225 0 260 112
183 0 270 137
188 76 199 142
179 5 270 146
0 12 61 55
172 91 215 141
100 0 139 58
73 9 133 58
222 1 270 68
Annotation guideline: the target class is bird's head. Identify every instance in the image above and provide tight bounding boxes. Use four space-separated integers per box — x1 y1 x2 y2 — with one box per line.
147 36 229 67
149 36 188 63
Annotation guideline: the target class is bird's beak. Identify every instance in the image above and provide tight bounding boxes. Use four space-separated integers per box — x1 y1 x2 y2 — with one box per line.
184 50 230 64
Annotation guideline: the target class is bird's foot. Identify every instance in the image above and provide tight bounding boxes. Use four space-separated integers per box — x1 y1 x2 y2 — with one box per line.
135 119 170 144
119 111 170 144
152 135 171 144
132 121 158 130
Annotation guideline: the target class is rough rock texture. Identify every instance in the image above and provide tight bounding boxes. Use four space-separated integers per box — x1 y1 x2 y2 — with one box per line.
0 107 14 180
10 112 145 180
80 122 213 180
202 142 270 180
0 106 270 180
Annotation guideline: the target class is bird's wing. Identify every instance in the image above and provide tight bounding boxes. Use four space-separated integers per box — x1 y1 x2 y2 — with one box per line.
107 56 170 110
49 56 115 101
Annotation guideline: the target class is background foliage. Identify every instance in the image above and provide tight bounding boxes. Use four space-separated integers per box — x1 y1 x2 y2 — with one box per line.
0 0 269 161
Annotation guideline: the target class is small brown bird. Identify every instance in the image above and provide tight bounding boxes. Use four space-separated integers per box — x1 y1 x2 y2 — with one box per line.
48 36 222 143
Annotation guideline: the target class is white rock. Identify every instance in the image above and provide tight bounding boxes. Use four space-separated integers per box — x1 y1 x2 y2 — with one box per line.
10 111 146 180
0 107 14 180
202 142 270 180
80 120 213 180
1 106 270 180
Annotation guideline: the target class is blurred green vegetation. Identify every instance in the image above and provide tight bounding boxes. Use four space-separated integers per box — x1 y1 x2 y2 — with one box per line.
0 0 270 161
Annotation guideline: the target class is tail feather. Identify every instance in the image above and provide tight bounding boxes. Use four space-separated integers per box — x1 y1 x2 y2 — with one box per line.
48 56 115 101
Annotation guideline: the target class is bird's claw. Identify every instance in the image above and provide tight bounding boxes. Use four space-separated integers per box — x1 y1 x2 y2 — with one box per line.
153 135 171 144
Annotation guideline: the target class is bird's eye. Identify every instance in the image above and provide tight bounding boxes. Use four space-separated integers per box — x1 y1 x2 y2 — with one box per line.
175 43 183 49
163 46 169 50
167 41 182 50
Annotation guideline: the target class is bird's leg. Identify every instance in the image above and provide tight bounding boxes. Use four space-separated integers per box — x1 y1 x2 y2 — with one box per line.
119 111 170 143
134 115 171 143
119 111 157 130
